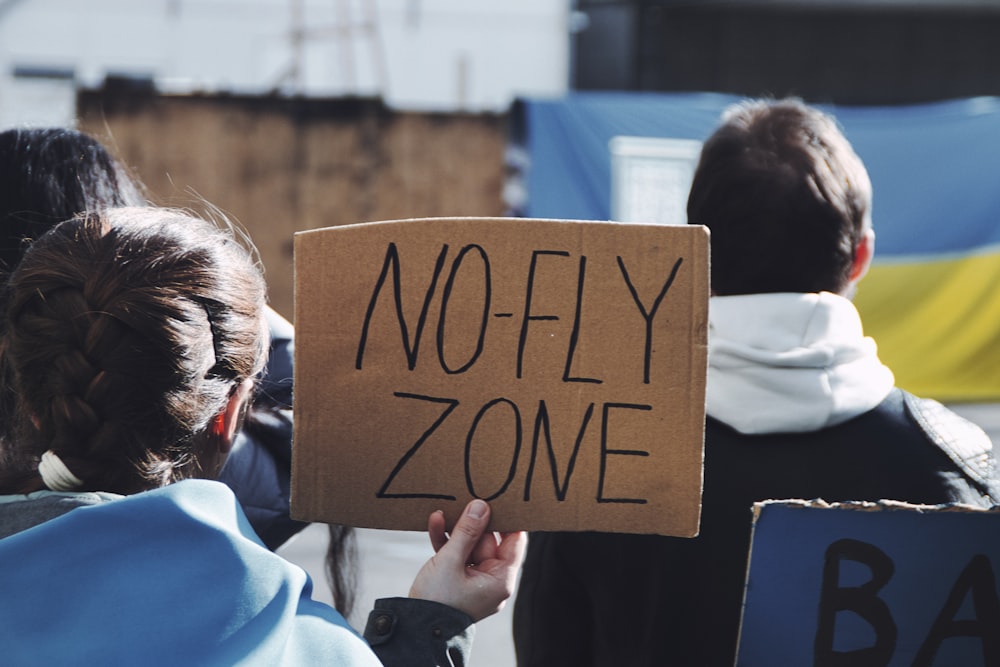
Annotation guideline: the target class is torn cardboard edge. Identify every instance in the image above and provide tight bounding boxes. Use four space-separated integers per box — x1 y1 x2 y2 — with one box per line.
739 497 1000 664
751 497 1000 517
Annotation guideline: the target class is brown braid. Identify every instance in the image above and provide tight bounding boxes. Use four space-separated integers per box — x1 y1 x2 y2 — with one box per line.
0 207 268 494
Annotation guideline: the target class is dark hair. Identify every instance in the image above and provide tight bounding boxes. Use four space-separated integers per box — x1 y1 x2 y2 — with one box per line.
326 524 359 618
686 98 872 295
0 128 359 601
0 127 146 275
0 207 269 494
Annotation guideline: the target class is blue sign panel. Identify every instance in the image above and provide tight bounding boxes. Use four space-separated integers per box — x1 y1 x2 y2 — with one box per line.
738 500 1000 666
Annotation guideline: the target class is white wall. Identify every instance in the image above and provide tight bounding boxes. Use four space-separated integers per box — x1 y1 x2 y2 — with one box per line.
0 0 569 127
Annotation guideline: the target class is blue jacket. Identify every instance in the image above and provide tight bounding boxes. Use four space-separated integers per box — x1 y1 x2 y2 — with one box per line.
0 479 379 666
0 479 475 666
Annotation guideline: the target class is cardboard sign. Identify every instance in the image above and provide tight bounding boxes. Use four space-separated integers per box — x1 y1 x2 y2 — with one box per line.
291 217 708 535
738 500 1000 666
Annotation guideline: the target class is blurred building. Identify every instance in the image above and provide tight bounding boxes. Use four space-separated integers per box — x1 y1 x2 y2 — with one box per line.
571 0 1000 105
0 0 571 127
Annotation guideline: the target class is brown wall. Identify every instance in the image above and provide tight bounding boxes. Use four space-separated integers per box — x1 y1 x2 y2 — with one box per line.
78 90 508 320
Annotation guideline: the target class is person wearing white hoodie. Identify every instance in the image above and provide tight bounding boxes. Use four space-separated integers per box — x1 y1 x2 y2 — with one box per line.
512 98 1000 667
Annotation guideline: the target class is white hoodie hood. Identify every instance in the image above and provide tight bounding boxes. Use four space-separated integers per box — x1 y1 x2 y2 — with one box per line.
706 291 895 435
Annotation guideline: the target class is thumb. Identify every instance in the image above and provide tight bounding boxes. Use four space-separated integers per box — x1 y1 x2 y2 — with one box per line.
442 499 490 564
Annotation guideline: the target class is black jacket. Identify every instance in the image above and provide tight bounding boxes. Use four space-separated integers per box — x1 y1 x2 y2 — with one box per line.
513 389 998 667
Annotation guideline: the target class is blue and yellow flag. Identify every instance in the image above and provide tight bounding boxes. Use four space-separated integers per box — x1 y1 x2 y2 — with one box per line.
520 93 1000 401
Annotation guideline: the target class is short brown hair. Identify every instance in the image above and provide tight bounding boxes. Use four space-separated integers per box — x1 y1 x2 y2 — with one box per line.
686 98 872 295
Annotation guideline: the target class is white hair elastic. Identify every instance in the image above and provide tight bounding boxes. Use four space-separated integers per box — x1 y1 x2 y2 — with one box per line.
38 450 84 492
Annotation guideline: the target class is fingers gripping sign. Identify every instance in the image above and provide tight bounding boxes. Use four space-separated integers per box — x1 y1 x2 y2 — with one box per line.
410 499 527 622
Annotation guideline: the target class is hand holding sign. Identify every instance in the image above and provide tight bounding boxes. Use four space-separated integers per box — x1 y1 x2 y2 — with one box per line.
410 499 527 622
292 217 708 536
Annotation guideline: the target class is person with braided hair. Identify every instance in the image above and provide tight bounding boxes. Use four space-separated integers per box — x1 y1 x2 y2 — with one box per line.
0 207 525 666
0 126 312 550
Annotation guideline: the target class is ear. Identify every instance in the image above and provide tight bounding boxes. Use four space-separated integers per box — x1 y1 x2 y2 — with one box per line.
216 377 255 455
848 227 875 285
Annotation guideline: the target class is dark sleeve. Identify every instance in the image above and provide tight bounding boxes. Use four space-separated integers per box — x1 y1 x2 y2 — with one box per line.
219 408 307 549
256 306 294 409
364 597 475 667
903 392 1000 503
218 307 307 550
513 532 596 667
